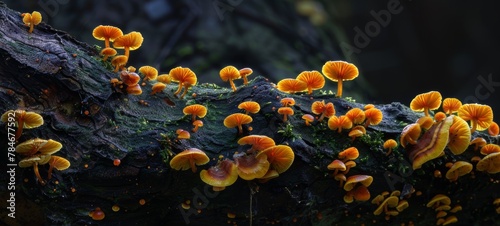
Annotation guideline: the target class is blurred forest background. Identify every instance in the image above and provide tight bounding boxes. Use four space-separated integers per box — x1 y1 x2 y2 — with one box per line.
4 0 499 114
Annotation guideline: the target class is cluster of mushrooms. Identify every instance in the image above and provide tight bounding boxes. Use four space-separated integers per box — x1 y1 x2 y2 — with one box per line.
1 110 70 185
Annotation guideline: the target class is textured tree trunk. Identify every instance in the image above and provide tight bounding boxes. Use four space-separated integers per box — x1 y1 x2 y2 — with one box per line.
0 2 498 226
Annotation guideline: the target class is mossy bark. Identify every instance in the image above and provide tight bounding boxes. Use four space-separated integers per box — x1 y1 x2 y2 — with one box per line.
0 3 499 226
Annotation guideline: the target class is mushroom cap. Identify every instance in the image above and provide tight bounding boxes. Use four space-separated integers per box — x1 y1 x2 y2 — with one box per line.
120 71 141 86
410 91 442 113
434 112 447 121
193 120 204 127
259 169 279 181
280 97 296 107
399 123 422 148
139 66 158 80
489 122 499 136
170 148 210 171
426 194 451 208
183 104 208 119
151 82 167 95
239 67 253 77
344 175 373 191
219 65 241 81
445 161 472 180
169 66 197 85
352 185 371 201
200 159 238 187
311 100 336 117
302 114 315 123
277 107 294 116
30 11 42 25
442 98 462 115
126 84 142 95
49 156 71 171
328 115 353 131
237 135 276 152
364 108 383 126
476 152 500 173
346 108 366 125
442 216 458 225
276 78 307 94
480 144 500 155
233 152 270 180
396 200 409 212
111 55 128 68
16 138 62 155
447 116 471 155
257 145 295 174
470 137 487 149
383 139 398 149
348 129 364 139
238 101 261 114
1 110 44 129
408 116 453 170
113 31 144 50
22 13 32 25
18 154 51 168
373 196 399 215
223 113 253 129
157 74 171 84
176 129 191 139
296 70 325 93
100 47 117 57
321 61 359 82
458 103 493 131
351 125 367 134
416 116 434 130
327 159 346 171
92 25 123 42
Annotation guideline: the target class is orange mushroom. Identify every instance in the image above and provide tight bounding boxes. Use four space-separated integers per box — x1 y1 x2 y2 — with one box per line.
120 71 141 86
276 78 308 94
344 161 357 174
352 185 371 201
139 65 158 81
488 122 499 136
344 175 373 191
434 112 447 122
1 110 43 141
169 66 197 99
277 107 294 122
445 161 472 181
22 11 42 33
18 154 51 185
233 152 270 180
238 101 261 114
89 207 105 221
328 115 353 133
157 74 171 84
170 148 210 173
364 108 383 128
15 138 62 156
239 67 253 85
302 114 315 126
399 123 422 148
321 61 359 97
338 147 359 162
237 135 276 153
113 31 143 59
200 159 238 191
458 103 493 133
348 129 364 142
280 97 295 107
223 113 253 134
183 104 208 122
311 100 335 122
92 25 123 48
383 139 398 156
176 129 191 140
469 137 487 151
150 82 167 95
480 144 500 155
447 116 471 155
192 120 204 133
407 116 453 169
47 155 70 179
334 173 347 188
373 196 399 216
219 66 241 92
111 55 128 72
345 108 366 125
296 70 325 94
126 84 142 95
327 159 346 176
442 98 462 115
257 145 295 174
410 91 442 117
100 47 117 61
476 152 500 174
416 116 434 130
426 194 451 208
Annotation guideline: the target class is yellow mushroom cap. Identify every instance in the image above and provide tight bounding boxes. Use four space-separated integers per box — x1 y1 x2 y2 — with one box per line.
237 135 276 152
416 116 434 130
126 84 142 95
489 122 499 136
280 97 296 107
410 91 442 116
170 148 209 172
113 31 144 51
383 139 398 149
426 194 451 208
476 152 500 173
328 115 353 132
111 55 128 70
442 216 458 225
100 47 117 58
18 154 51 168
442 98 462 115
364 108 383 126
276 78 307 94
92 25 123 42
344 175 373 191
327 159 346 171
239 67 253 77
200 159 238 188
139 66 158 81
1 110 44 129
345 108 366 125
238 101 261 114
399 123 422 148
278 107 294 116
169 66 197 85
321 61 359 82
223 113 253 129
176 129 191 139
302 114 315 124
296 70 325 94
257 145 295 174
183 104 208 121
49 156 71 171
447 116 471 155
396 200 409 212
15 138 62 155
445 161 472 181
151 82 167 95
458 103 493 132
480 144 500 155
157 74 171 84
219 66 241 81
233 152 270 180
373 196 399 215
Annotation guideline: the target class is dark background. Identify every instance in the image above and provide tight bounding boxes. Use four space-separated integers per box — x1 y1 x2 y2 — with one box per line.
4 0 499 116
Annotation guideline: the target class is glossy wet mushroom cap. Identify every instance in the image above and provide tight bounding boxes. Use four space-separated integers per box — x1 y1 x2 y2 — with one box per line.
126 84 142 95
200 159 239 189
343 175 373 191
120 71 141 86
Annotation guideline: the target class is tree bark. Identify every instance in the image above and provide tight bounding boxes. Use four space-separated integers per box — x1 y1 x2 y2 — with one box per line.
0 2 498 226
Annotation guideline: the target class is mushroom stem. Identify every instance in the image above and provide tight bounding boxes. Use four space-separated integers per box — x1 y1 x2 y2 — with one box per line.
318 113 326 122
189 158 197 173
305 120 310 126
104 38 110 48
344 166 352 175
124 47 130 58
386 148 393 156
238 125 243 134
180 83 192 99
307 87 313 95
242 76 249 85
470 120 477 133
336 80 343 97
15 117 24 141
283 114 288 122
424 108 430 117
29 24 34 33
174 84 184 96
33 163 45 185
192 125 199 133
229 79 237 92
